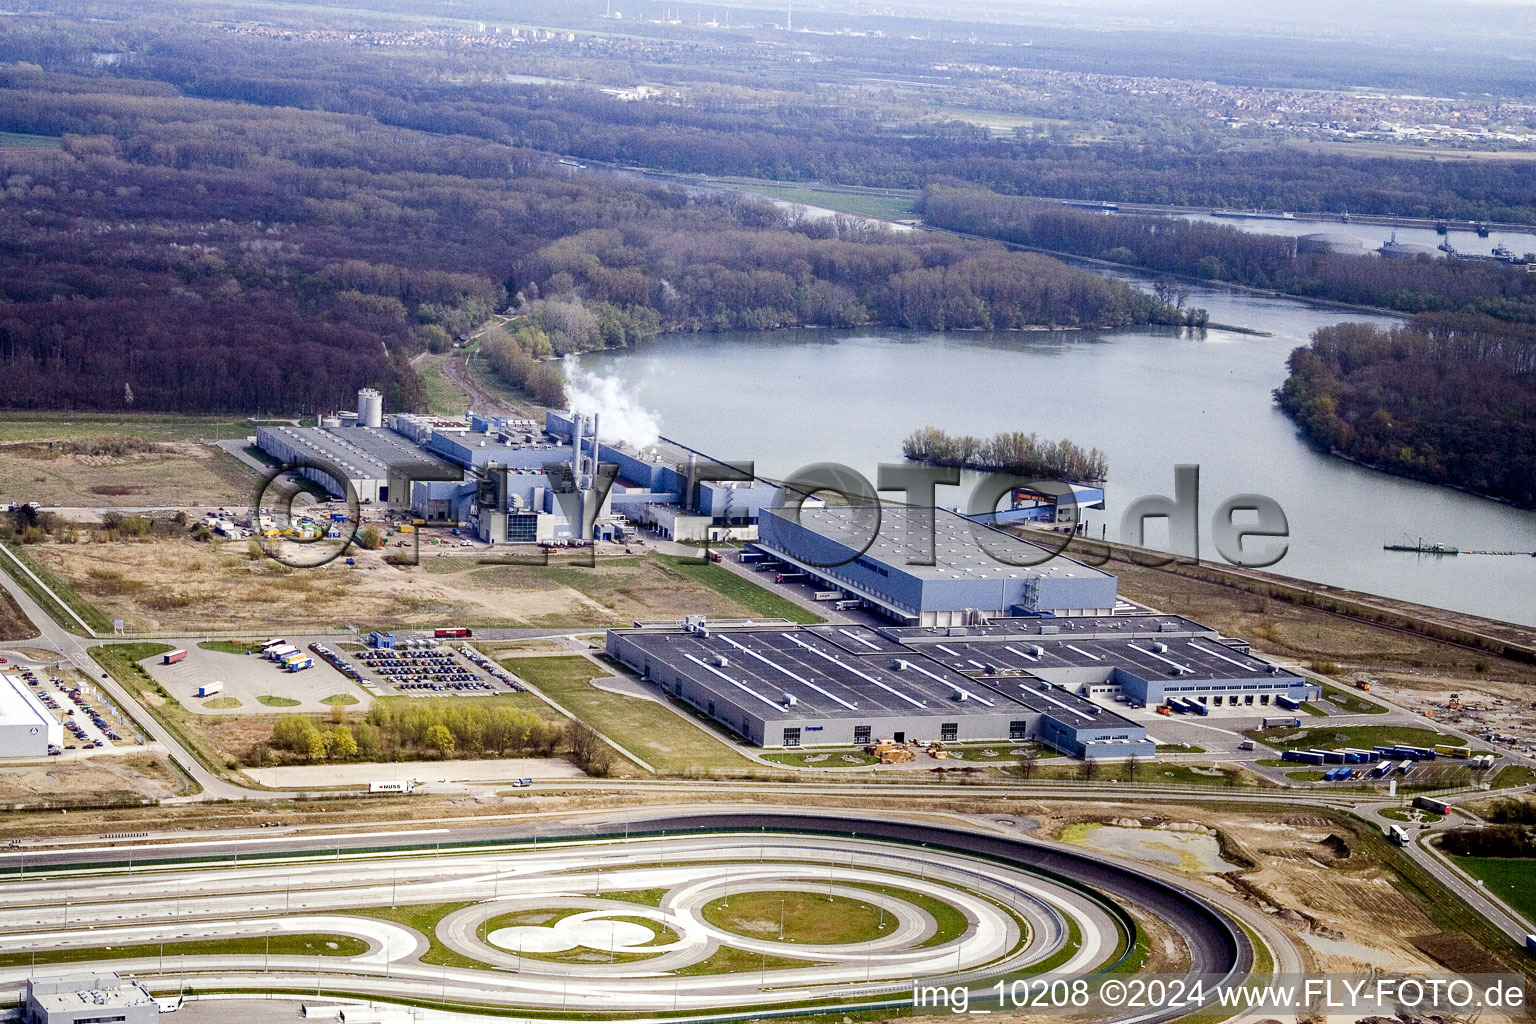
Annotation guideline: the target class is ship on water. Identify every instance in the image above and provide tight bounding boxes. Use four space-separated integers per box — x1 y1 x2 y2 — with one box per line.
1383 537 1458 555
1211 209 1297 221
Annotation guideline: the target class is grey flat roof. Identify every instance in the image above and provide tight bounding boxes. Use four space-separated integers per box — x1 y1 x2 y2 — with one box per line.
916 636 1288 683
617 626 1137 726
261 425 457 480
763 506 1114 582
881 614 1215 640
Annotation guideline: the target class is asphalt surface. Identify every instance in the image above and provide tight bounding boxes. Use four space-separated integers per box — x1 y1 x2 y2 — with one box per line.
0 812 1248 1022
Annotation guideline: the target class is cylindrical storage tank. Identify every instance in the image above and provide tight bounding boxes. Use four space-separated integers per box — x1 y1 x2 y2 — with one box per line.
357 388 383 428
320 415 342 428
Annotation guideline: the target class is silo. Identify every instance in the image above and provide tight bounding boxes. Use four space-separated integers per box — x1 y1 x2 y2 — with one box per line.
357 388 383 428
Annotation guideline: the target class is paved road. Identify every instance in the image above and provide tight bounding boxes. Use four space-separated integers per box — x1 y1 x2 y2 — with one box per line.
0 811 1250 1022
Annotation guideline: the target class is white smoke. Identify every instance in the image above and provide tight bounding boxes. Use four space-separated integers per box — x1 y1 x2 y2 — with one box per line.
563 357 662 450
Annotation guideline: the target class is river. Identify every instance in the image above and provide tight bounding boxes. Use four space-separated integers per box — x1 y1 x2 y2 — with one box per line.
574 278 1536 627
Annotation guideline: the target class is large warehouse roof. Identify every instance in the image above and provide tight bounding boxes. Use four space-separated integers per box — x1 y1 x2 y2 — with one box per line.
0 673 53 732
616 626 1133 724
764 506 1114 582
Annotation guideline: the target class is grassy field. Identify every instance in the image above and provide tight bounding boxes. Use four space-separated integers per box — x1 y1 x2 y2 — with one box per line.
0 132 62 149
0 412 263 443
1248 724 1465 751
1492 764 1536 789
656 555 824 624
199 640 263 654
0 439 255 507
506 655 760 774
1452 857 1536 924
415 355 472 416
0 933 367 967
840 882 969 947
0 542 114 634
733 184 917 222
704 891 892 945
0 584 32 641
1318 683 1388 715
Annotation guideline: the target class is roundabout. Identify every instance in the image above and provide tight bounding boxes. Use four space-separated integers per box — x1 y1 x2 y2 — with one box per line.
0 812 1264 1021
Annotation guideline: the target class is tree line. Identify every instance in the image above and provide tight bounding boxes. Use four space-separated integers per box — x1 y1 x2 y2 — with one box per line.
0 66 1192 415
1275 314 1536 507
919 188 1536 323
254 698 613 776
902 426 1108 482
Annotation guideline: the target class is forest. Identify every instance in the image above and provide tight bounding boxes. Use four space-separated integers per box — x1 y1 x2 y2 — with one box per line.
0 64 1182 416
1274 315 1536 508
920 189 1536 323
902 426 1109 482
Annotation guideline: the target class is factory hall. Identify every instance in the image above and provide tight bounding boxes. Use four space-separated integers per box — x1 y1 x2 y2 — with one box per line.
607 616 1315 757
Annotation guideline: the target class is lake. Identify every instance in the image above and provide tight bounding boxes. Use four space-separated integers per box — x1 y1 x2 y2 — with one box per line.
575 279 1536 626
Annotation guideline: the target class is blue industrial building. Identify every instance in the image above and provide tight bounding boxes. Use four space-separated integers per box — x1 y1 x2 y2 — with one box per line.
755 505 1119 626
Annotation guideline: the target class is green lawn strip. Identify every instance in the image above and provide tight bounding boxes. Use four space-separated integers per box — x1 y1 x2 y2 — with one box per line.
761 749 877 767
340 901 490 970
202 697 242 709
0 934 367 968
1379 806 1441 823
0 412 260 442
655 555 824 624
597 888 668 906
837 882 969 948
0 542 114 633
1318 683 1388 714
508 655 758 774
672 946 818 977
482 909 677 964
257 695 302 707
1247 724 1464 751
1492 764 1536 788
1451 857 1536 924
198 640 263 654
91 642 237 778
1156 743 1207 754
703 891 892 945
322 693 360 705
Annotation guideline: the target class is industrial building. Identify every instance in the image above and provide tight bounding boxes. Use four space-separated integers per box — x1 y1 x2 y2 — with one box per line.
24 973 158 1024
606 614 1312 756
607 620 1155 757
1 672 63 757
755 505 1119 626
254 389 461 507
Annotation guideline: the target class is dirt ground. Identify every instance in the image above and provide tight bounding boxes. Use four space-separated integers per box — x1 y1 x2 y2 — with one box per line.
0 753 187 804
0 440 255 508
26 538 781 632
1031 798 1523 977
1109 557 1536 746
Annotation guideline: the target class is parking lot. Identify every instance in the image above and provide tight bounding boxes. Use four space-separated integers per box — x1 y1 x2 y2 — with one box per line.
142 642 368 715
349 637 522 698
5 658 138 754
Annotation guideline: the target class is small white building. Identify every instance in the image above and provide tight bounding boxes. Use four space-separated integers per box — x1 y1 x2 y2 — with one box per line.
1 672 63 758
25 973 158 1024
